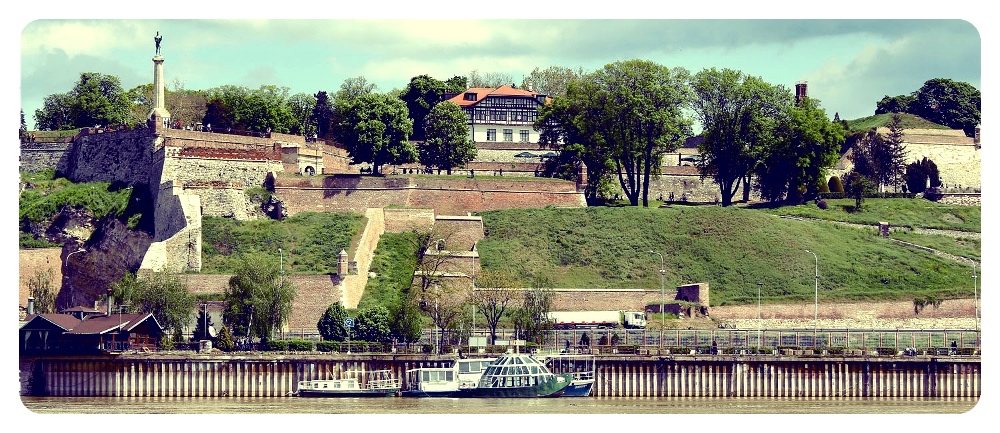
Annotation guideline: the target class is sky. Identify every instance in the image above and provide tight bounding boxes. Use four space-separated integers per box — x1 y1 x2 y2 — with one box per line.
10 3 986 132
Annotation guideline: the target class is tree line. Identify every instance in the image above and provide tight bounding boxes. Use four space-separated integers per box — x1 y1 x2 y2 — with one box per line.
27 65 978 208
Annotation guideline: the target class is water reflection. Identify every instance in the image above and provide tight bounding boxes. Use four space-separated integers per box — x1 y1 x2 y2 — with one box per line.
20 396 979 415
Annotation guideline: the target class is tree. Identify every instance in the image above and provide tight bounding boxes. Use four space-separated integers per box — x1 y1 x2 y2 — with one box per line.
389 293 423 346
192 304 215 342
556 60 691 207
469 269 521 344
913 78 980 137
536 93 618 202
875 94 917 115
411 228 470 353
512 278 553 344
851 123 907 194
335 92 415 174
466 70 514 88
311 91 334 140
215 324 235 351
165 79 208 129
317 302 349 341
845 171 872 211
286 92 317 136
419 101 477 174
20 110 28 142
222 254 296 343
355 305 393 343
110 272 195 337
27 269 56 314
336 76 378 101
755 96 843 203
521 65 585 98
65 72 131 129
905 157 941 194
400 75 449 141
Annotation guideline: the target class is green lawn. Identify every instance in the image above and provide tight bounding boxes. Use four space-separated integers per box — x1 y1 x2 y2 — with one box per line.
476 202 979 307
755 198 980 232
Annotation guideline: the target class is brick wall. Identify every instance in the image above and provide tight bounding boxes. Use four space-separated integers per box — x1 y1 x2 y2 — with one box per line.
549 289 669 311
19 142 72 173
384 208 435 233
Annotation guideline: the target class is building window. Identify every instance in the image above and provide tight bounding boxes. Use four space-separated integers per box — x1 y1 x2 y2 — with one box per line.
464 93 477 101
503 129 513 142
520 130 529 143
487 129 496 141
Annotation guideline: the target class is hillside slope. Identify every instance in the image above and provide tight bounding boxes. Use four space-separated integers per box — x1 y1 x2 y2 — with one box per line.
476 204 978 306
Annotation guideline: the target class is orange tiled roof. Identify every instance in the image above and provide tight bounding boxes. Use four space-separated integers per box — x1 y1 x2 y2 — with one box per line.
446 85 549 107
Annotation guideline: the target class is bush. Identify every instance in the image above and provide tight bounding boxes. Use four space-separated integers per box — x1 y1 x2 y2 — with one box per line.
316 341 340 352
287 339 315 351
816 200 828 209
828 176 844 193
266 340 289 351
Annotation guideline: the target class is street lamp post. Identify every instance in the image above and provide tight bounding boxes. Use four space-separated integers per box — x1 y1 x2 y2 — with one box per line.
757 282 762 345
805 250 819 330
973 262 979 333
647 251 666 333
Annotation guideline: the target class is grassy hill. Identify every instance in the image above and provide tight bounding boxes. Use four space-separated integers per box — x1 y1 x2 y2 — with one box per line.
846 112 951 132
475 199 979 307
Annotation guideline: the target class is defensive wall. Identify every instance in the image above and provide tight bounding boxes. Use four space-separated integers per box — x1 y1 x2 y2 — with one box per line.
274 175 587 216
18 248 64 317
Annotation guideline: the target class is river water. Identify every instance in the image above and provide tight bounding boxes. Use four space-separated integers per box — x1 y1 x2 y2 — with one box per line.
20 395 980 415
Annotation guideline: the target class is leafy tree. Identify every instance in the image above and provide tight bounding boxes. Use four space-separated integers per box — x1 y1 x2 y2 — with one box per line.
192 305 215 342
286 92 317 136
556 60 691 207
411 228 470 353
469 269 521 344
20 110 29 142
913 78 980 137
389 293 423 346
400 74 449 141
27 269 56 314
851 122 907 194
756 96 843 203
466 70 514 88
165 79 208 129
222 254 296 343
419 101 477 174
336 76 378 102
521 65 585 98
126 83 154 127
335 92 415 174
355 304 392 343
691 68 786 206
215 324 235 351
443 76 468 94
512 278 553 344
34 92 74 130
845 171 872 211
66 72 131 129
875 94 917 115
110 272 195 337
536 94 618 202
311 91 335 140
905 157 941 194
317 302 349 341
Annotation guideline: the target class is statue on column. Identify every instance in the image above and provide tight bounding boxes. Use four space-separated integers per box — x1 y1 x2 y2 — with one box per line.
155 31 162 55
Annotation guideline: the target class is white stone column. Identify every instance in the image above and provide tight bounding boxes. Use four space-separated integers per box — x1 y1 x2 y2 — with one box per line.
148 55 171 127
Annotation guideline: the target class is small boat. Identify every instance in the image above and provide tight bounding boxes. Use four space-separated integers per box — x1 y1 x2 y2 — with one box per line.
465 353 573 398
295 370 400 397
543 353 596 397
400 357 497 397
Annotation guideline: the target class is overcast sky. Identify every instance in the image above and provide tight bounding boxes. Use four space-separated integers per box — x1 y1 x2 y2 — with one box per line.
12 4 985 131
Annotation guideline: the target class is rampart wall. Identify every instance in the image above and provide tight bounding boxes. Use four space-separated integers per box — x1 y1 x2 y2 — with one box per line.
274 175 586 216
549 289 668 311
19 142 72 174
383 208 435 233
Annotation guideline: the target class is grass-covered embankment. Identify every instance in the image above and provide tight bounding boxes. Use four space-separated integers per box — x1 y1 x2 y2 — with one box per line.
476 201 979 307
201 211 366 274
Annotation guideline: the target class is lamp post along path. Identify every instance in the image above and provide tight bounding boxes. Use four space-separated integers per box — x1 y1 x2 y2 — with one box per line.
805 250 819 330
647 251 666 333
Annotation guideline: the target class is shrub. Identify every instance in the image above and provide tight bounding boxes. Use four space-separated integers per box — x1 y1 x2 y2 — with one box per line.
816 200 828 209
316 341 340 352
215 325 235 351
266 340 289 351
287 339 314 351
828 176 844 193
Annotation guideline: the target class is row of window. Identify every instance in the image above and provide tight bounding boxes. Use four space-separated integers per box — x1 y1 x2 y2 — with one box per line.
472 109 536 123
485 129 530 142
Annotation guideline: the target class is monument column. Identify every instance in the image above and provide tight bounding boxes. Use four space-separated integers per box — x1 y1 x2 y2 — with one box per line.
148 31 171 130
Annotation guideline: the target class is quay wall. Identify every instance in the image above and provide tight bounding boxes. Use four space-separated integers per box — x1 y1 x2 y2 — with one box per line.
20 355 980 398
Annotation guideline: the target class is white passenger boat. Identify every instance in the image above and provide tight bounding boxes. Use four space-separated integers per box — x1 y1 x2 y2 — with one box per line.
295 370 400 397
400 357 497 397
464 353 572 398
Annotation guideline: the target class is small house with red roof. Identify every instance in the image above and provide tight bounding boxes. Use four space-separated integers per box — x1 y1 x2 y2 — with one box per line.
445 85 553 146
20 310 163 354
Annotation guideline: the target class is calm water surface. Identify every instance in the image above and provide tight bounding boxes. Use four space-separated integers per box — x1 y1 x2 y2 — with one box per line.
20 396 979 415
